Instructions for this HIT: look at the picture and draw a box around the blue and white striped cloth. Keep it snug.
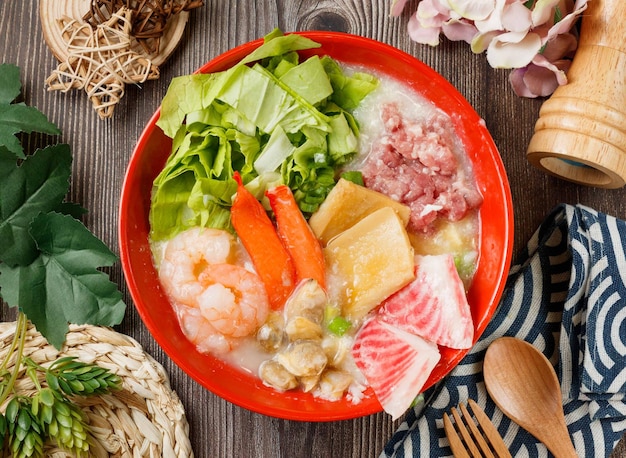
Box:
[383,204,626,457]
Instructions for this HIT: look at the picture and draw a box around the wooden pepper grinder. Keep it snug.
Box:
[526,0,626,188]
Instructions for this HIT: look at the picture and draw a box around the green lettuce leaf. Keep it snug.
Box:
[157,30,321,139]
[279,55,334,106]
[320,56,379,111]
[157,71,236,138]
[253,125,295,174]
[239,30,321,65]
[150,126,244,240]
[218,64,330,135]
[327,112,358,164]
[150,29,379,240]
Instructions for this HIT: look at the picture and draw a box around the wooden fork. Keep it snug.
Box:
[443,399,512,458]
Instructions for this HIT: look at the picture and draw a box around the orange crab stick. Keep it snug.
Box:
[266,185,326,289]
[231,172,296,310]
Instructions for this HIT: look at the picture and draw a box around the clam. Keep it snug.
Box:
[321,334,352,367]
[284,279,327,324]
[257,312,285,352]
[276,341,328,378]
[299,374,320,393]
[259,360,298,391]
[316,370,353,401]
[285,316,323,342]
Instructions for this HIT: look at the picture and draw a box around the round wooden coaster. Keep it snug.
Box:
[39,0,189,67]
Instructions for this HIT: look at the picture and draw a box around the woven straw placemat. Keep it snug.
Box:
[0,322,193,458]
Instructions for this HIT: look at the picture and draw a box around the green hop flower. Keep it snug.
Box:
[44,356,122,396]
[5,397,44,458]
[31,388,90,456]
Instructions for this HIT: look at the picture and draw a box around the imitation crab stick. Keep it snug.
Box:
[266,185,326,289]
[231,173,296,310]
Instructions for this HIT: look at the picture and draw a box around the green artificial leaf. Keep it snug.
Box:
[0,144,72,266]
[0,64,22,105]
[0,64,60,159]
[54,201,88,219]
[0,212,126,349]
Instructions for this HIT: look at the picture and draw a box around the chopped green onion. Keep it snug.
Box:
[340,171,364,186]
[327,316,351,336]
[410,393,425,409]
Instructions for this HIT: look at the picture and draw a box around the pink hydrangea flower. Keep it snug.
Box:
[391,0,588,97]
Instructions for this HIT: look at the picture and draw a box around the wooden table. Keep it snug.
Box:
[2,2,625,457]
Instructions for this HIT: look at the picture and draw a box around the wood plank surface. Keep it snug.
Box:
[2,1,625,457]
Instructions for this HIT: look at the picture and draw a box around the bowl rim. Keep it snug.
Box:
[119,30,514,421]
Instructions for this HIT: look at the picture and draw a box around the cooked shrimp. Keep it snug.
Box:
[159,227,235,305]
[159,227,270,354]
[179,305,232,354]
[197,264,269,338]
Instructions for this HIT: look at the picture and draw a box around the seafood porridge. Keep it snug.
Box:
[149,31,482,419]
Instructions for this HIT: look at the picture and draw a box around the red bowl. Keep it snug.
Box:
[119,31,514,421]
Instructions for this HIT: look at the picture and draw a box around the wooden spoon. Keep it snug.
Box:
[483,337,578,458]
